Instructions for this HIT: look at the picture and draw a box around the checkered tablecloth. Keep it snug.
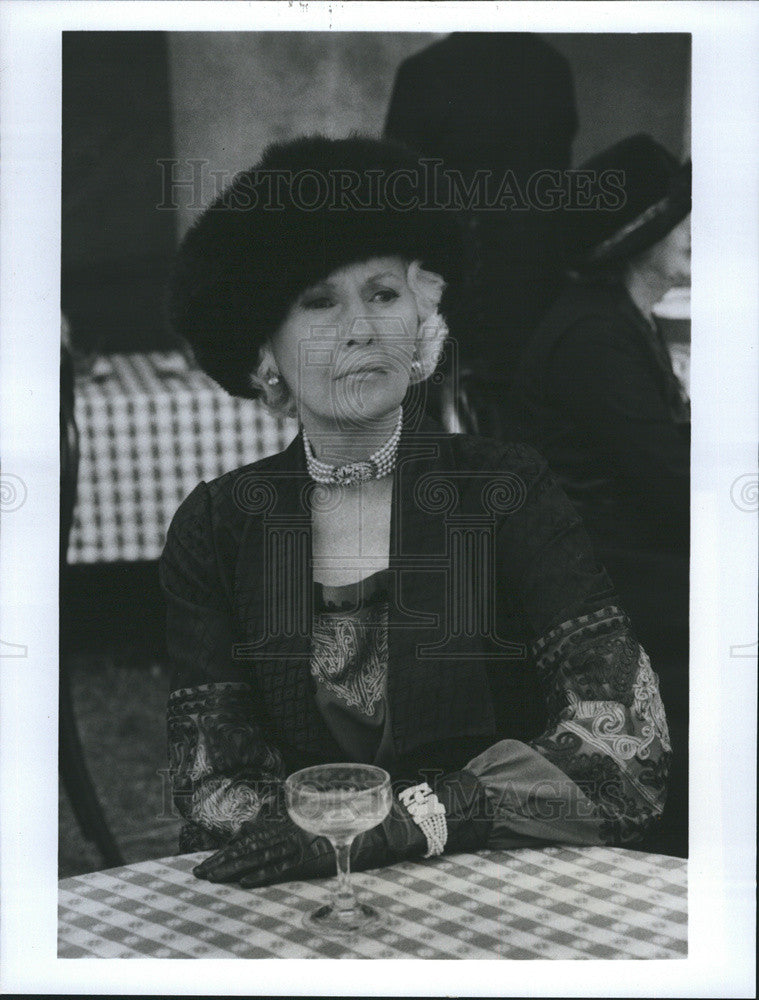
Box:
[68,352,297,563]
[58,846,687,960]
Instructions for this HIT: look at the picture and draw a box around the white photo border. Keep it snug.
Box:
[0,1,756,996]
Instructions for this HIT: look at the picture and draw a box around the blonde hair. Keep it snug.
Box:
[250,259,448,417]
[249,345,299,419]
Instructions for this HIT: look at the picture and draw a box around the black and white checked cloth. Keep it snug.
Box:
[68,352,297,563]
[58,846,687,959]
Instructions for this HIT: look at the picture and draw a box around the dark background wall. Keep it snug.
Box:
[61,31,689,353]
[166,32,442,239]
[546,33,691,161]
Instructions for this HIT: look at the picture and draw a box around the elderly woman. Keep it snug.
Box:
[162,136,670,888]
[511,135,690,855]
[512,135,691,563]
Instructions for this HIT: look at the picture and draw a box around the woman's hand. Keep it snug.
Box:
[192,799,427,888]
[191,770,491,887]
[193,816,334,887]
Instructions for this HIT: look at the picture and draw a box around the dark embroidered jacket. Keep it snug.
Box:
[161,414,670,851]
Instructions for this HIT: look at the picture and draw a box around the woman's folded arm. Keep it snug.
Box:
[166,681,286,851]
[471,445,671,849]
[466,607,671,848]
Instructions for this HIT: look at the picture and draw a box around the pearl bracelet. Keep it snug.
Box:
[398,782,448,858]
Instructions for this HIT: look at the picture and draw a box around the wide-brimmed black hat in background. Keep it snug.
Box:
[569,134,691,268]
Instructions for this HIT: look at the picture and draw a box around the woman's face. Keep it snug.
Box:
[269,256,420,426]
[650,216,691,287]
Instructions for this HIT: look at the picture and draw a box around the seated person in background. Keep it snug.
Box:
[511,134,691,855]
[162,135,671,887]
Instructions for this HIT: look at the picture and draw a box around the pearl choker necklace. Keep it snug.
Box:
[302,409,403,486]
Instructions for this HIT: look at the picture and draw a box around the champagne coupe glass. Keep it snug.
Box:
[285,763,392,936]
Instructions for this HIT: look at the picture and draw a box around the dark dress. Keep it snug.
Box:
[511,277,690,855]
[161,414,672,855]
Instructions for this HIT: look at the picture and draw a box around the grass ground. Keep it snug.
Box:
[59,649,182,878]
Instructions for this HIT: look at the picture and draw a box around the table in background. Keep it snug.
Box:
[58,846,687,960]
[68,352,297,564]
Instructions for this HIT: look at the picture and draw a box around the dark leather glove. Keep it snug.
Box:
[192,768,491,888]
[351,798,427,870]
[192,814,334,887]
[432,768,494,853]
[192,800,427,888]
[353,768,492,863]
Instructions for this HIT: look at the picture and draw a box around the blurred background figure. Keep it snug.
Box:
[511,134,691,856]
[513,135,691,560]
[385,32,578,435]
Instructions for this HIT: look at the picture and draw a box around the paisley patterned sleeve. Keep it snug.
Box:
[532,606,670,841]
[167,683,286,852]
[466,445,671,848]
[468,608,671,848]
[161,484,286,852]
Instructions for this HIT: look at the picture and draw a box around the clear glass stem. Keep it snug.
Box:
[330,838,357,915]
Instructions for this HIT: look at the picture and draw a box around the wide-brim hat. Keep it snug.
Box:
[169,135,463,399]
[568,134,691,268]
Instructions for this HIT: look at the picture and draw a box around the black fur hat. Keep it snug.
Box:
[169,135,463,399]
